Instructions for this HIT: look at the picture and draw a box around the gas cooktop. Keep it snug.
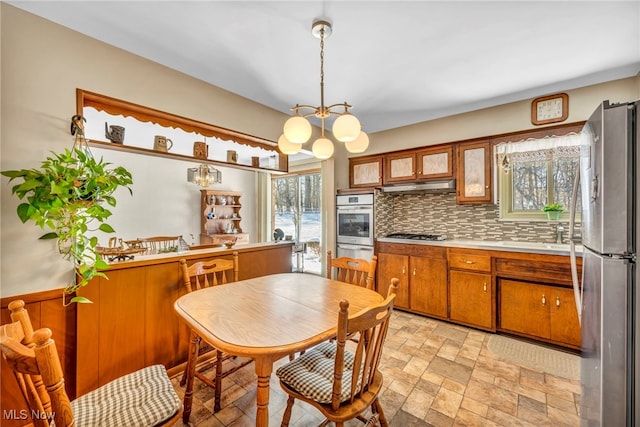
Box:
[385,233,446,241]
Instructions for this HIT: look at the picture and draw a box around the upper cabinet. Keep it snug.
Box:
[349,156,383,188]
[456,140,492,204]
[416,146,454,180]
[384,152,416,183]
[383,145,454,185]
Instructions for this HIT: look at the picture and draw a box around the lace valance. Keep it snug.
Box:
[495,132,581,169]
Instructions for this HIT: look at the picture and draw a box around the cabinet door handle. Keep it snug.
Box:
[556,296,560,307]
[465,260,474,264]
[402,266,406,275]
[542,294,546,306]
[483,282,487,293]
[413,268,416,276]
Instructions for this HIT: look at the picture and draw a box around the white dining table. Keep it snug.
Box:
[174,272,384,426]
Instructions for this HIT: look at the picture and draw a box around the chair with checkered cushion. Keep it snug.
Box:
[0,300,181,427]
[179,252,252,413]
[327,251,377,290]
[276,278,399,427]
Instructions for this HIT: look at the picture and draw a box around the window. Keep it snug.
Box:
[497,133,581,221]
[272,171,322,274]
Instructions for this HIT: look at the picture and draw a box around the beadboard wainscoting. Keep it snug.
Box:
[374,191,577,243]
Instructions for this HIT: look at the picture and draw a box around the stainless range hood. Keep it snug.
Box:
[381,179,456,194]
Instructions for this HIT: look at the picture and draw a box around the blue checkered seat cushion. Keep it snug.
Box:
[70,364,181,427]
[276,342,361,404]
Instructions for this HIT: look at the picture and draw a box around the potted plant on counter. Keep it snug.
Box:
[542,203,564,220]
[1,115,133,304]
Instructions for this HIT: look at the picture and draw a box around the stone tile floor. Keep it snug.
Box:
[171,310,581,426]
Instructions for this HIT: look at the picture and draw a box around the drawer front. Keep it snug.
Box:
[495,257,578,285]
[376,242,447,259]
[449,253,491,272]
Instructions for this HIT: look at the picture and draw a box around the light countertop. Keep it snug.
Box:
[100,240,295,269]
[376,238,583,256]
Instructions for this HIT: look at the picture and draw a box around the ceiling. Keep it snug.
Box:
[8,1,640,135]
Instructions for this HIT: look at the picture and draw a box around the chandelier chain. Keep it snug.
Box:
[319,26,325,113]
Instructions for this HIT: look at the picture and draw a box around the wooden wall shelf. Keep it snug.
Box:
[87,139,287,175]
[77,88,288,174]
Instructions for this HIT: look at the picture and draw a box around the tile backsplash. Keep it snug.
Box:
[374,190,577,243]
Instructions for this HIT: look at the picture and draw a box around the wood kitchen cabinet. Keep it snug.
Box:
[377,252,409,309]
[417,145,454,180]
[376,242,447,319]
[377,240,580,349]
[409,255,448,318]
[496,255,582,349]
[499,279,581,348]
[448,249,494,331]
[384,151,417,183]
[456,140,492,204]
[383,145,455,185]
[349,156,383,188]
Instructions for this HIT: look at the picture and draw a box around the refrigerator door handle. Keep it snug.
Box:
[569,160,583,325]
[590,175,599,202]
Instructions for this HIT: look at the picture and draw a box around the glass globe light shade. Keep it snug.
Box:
[277,134,302,155]
[332,113,361,142]
[312,137,334,160]
[345,131,369,153]
[283,116,312,143]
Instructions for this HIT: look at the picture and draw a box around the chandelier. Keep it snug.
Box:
[187,164,222,187]
[279,20,369,160]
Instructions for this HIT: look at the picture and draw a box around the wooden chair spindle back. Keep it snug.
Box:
[331,278,398,411]
[180,252,239,294]
[1,300,74,427]
[137,236,181,255]
[327,250,377,290]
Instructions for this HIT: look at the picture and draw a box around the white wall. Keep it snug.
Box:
[0,4,287,297]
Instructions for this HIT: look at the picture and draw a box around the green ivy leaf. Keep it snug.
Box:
[39,232,58,240]
[98,223,115,233]
[16,203,31,222]
[1,170,25,179]
[95,259,110,270]
[68,296,93,304]
[92,271,109,281]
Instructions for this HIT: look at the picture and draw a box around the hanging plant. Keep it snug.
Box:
[1,115,133,304]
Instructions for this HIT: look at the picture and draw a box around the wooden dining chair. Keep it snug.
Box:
[0,300,182,427]
[179,252,252,413]
[327,250,378,290]
[137,235,182,254]
[276,278,399,427]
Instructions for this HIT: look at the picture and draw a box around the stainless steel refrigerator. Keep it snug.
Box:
[570,100,639,426]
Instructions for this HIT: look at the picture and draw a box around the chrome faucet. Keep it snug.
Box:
[556,224,565,244]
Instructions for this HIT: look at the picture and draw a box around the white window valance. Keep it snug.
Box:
[495,132,581,163]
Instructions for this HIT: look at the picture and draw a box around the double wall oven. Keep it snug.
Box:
[336,193,374,262]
